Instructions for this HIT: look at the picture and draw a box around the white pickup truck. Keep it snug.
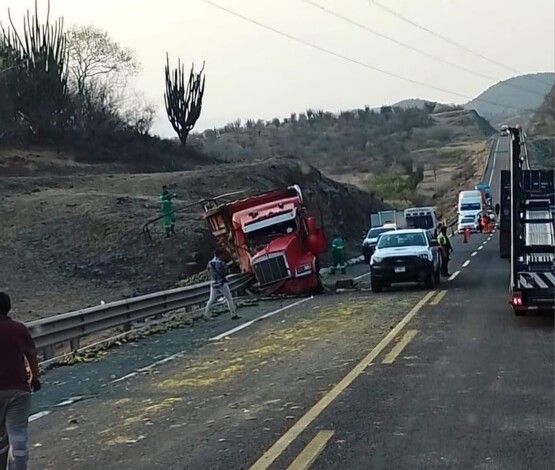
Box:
[370,228,441,292]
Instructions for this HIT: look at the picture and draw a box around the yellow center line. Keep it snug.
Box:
[429,289,447,305]
[248,290,436,470]
[285,430,334,470]
[382,329,418,364]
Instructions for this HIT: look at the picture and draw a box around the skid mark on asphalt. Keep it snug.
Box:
[286,430,334,470]
[382,330,418,364]
[248,290,436,470]
[429,290,447,305]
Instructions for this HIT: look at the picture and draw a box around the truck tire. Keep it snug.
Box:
[434,264,441,284]
[513,307,526,316]
[425,270,435,289]
[364,253,371,264]
[370,276,383,293]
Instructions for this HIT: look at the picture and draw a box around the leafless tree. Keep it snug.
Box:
[66,25,139,93]
[164,54,205,146]
[124,93,156,136]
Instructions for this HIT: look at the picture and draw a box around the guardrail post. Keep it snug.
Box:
[70,337,80,352]
[42,346,54,360]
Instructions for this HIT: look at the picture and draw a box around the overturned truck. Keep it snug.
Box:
[202,185,327,295]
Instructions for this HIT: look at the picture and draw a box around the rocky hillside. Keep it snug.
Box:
[191,105,494,207]
[0,155,382,320]
[527,84,555,169]
[464,72,555,127]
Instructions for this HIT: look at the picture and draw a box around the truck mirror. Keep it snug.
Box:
[495,203,500,215]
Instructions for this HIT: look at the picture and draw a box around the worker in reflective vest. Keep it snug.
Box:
[159,185,177,238]
[438,226,452,277]
[331,234,346,275]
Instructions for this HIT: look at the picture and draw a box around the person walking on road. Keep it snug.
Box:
[204,248,240,321]
[330,234,346,275]
[0,292,41,470]
[438,226,453,277]
[159,185,177,238]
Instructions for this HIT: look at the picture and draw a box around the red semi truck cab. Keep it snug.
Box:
[202,185,327,295]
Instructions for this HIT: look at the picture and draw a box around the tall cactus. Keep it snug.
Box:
[164,54,205,146]
[0,0,68,135]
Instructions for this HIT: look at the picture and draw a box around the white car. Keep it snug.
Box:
[458,216,477,234]
[362,225,397,263]
[370,229,441,292]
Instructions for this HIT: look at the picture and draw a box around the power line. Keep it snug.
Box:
[197,0,537,112]
[303,0,546,97]
[367,0,554,88]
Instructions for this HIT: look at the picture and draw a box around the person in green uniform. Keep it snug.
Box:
[159,185,177,237]
[331,234,346,275]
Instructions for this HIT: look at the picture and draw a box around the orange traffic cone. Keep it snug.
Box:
[463,227,471,243]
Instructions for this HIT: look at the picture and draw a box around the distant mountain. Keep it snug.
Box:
[464,72,555,128]
[393,98,434,110]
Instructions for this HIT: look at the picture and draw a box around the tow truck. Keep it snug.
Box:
[503,127,555,315]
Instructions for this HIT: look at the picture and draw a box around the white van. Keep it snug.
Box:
[404,207,438,239]
[458,191,483,218]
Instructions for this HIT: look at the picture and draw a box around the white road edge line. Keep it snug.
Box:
[471,251,478,257]
[210,297,313,341]
[29,411,51,422]
[462,260,470,268]
[448,271,460,281]
[354,271,370,280]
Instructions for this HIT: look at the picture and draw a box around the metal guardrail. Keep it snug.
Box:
[27,274,254,359]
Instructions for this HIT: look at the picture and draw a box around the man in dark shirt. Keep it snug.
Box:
[203,248,240,320]
[0,292,41,470]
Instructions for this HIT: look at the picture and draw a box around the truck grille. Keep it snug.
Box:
[382,256,421,266]
[252,254,289,285]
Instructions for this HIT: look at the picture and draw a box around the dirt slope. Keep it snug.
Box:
[527,85,555,169]
[0,156,382,320]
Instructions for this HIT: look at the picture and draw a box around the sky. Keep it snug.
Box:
[1,0,554,137]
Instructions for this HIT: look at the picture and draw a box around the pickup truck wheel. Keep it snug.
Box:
[363,253,371,264]
[370,276,383,293]
[434,264,441,284]
[425,270,435,289]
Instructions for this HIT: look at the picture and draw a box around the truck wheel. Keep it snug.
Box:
[434,264,441,284]
[313,280,325,295]
[425,270,435,289]
[363,253,371,264]
[513,307,526,316]
[371,276,383,293]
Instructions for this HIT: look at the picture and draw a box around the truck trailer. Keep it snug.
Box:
[202,185,327,296]
[505,127,555,315]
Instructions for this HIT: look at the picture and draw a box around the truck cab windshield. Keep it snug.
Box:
[460,202,481,211]
[246,217,297,244]
[406,215,434,230]
[377,232,427,248]
[367,227,394,239]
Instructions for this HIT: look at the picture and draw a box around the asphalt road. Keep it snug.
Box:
[28,135,554,469]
